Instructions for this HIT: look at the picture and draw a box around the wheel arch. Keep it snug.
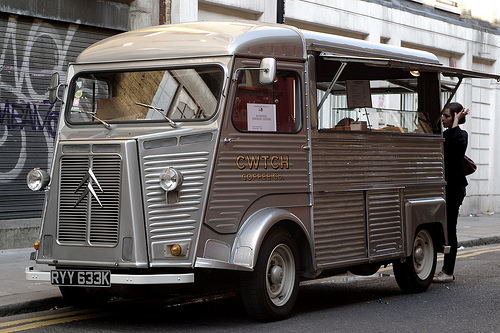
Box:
[405,197,447,256]
[231,208,314,277]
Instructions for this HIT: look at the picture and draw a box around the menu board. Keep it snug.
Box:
[346,80,372,108]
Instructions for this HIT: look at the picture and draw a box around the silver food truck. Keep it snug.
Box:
[25,21,499,321]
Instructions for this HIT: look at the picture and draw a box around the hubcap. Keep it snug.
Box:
[414,246,424,262]
[270,265,283,285]
[413,230,434,280]
[266,244,295,306]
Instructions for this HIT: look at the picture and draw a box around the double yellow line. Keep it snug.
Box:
[454,244,500,259]
[0,308,111,333]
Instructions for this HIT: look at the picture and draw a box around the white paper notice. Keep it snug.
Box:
[247,103,277,131]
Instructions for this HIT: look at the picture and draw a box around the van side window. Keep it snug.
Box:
[232,70,300,133]
[315,59,440,134]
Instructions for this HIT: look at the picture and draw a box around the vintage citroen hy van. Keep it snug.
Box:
[25,21,498,321]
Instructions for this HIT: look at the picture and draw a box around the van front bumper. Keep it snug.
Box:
[25,266,194,285]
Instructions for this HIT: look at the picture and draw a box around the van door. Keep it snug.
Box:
[205,59,311,234]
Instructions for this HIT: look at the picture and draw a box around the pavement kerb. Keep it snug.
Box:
[458,236,500,248]
[0,297,62,318]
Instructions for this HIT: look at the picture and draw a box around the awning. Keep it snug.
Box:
[320,52,500,81]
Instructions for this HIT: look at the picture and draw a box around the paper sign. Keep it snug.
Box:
[247,103,277,131]
[346,80,372,108]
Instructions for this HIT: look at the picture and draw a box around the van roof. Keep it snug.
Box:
[75,20,440,65]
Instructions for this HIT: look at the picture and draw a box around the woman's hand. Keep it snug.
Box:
[453,108,469,128]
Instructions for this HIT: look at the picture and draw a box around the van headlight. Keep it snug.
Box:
[159,167,183,192]
[27,168,50,191]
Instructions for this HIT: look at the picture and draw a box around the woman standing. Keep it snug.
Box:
[434,102,469,283]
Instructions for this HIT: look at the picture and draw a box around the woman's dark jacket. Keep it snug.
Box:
[443,126,468,188]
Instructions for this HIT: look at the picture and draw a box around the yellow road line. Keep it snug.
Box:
[0,309,98,328]
[0,309,110,333]
[456,245,500,258]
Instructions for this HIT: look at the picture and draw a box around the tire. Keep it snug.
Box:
[240,228,300,322]
[393,228,437,293]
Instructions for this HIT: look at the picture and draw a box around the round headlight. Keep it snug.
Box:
[27,168,50,191]
[159,167,183,192]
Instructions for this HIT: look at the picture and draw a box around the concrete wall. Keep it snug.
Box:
[0,219,39,250]
[129,0,160,30]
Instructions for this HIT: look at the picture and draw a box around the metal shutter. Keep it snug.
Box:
[0,13,119,219]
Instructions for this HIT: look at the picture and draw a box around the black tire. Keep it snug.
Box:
[393,228,437,293]
[240,228,300,322]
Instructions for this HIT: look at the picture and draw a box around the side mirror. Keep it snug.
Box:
[259,58,276,85]
[48,72,60,104]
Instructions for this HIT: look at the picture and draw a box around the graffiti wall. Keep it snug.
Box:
[0,13,117,219]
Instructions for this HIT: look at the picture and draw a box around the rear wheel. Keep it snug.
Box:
[240,228,300,322]
[393,228,436,293]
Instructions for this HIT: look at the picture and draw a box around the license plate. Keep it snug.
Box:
[50,270,111,287]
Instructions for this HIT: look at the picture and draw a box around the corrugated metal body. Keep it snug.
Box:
[0,13,118,219]
[366,189,404,259]
[138,131,217,267]
[206,132,310,234]
[313,191,367,266]
[311,132,444,187]
[311,131,444,268]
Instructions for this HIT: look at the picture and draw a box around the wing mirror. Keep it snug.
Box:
[48,72,63,104]
[232,57,277,85]
[258,57,277,85]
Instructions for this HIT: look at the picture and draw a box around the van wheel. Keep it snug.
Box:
[240,228,300,322]
[393,228,436,293]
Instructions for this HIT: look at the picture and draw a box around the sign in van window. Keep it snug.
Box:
[232,70,300,133]
[247,103,277,131]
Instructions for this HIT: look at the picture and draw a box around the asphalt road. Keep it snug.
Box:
[1,244,499,333]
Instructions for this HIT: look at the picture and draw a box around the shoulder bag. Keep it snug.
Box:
[464,155,477,176]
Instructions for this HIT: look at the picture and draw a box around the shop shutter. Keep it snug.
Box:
[0,13,119,219]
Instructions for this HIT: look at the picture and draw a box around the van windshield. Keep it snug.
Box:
[67,66,224,125]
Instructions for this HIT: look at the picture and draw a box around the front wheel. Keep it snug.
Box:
[393,228,437,293]
[240,228,300,322]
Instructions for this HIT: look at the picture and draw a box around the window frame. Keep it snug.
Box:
[230,67,303,134]
[65,64,225,127]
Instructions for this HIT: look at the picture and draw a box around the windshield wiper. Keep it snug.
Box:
[76,110,112,129]
[135,102,179,128]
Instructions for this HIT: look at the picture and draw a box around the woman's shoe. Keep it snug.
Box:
[433,270,455,283]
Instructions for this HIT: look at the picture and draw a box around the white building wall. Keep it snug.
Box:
[129,0,160,30]
[170,0,500,215]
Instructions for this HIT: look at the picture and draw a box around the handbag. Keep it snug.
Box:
[464,155,477,176]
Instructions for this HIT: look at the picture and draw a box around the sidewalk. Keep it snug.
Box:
[0,213,499,317]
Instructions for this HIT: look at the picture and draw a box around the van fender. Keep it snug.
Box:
[405,197,447,255]
[231,208,310,270]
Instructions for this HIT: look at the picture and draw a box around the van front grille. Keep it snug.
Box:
[58,155,121,246]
